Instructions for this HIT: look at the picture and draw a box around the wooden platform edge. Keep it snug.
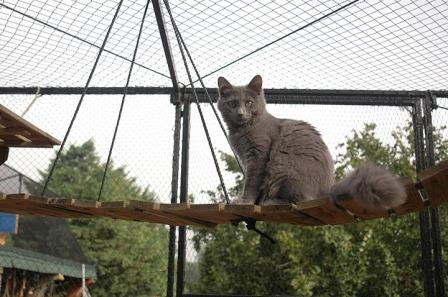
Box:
[0,104,61,147]
[0,160,447,227]
[418,159,448,207]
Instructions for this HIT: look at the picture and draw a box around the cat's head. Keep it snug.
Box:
[217,75,266,128]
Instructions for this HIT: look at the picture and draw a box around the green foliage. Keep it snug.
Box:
[335,123,416,180]
[189,122,448,296]
[38,140,153,201]
[36,140,168,297]
[190,224,295,295]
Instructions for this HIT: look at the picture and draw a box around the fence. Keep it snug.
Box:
[0,89,445,297]
[0,0,447,296]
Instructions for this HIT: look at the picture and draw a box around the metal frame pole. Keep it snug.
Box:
[177,96,191,297]
[166,101,182,297]
[413,101,435,297]
[423,92,445,297]
[18,174,23,193]
[152,0,181,102]
[151,1,184,295]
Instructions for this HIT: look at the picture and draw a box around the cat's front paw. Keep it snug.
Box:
[230,197,254,205]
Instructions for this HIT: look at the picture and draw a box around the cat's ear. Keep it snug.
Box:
[248,75,263,95]
[218,77,233,98]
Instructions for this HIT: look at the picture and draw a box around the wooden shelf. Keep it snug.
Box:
[0,160,446,227]
[0,104,60,148]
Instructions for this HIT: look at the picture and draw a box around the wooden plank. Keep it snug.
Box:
[13,134,32,143]
[0,127,31,136]
[334,194,389,220]
[99,201,159,222]
[46,198,99,218]
[25,195,86,218]
[190,203,241,224]
[10,194,96,218]
[126,200,200,226]
[0,176,439,228]
[419,160,448,207]
[2,194,80,218]
[260,204,324,226]
[159,203,224,225]
[221,203,321,226]
[298,196,355,225]
[101,200,201,226]
[159,203,217,228]
[223,204,261,221]
[394,177,424,214]
[0,140,54,148]
[0,104,60,147]
[0,193,38,216]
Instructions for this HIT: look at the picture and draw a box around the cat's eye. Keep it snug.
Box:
[246,100,253,107]
[227,101,237,108]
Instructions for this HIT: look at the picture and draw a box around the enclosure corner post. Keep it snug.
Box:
[166,102,182,297]
[412,100,435,297]
[423,92,446,297]
[176,96,191,297]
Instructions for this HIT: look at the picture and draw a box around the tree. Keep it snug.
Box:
[34,140,168,297]
[189,122,448,296]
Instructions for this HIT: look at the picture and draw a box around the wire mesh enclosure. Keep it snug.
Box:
[0,0,447,297]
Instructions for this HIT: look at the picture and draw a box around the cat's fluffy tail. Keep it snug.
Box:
[330,163,407,211]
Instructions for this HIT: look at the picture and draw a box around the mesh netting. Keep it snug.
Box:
[1,0,448,296]
[1,0,447,89]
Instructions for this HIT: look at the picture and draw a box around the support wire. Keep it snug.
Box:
[165,12,245,176]
[41,0,125,196]
[163,0,230,204]
[98,0,151,201]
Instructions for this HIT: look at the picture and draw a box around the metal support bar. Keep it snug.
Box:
[0,87,173,96]
[3,86,448,104]
[18,174,23,193]
[413,101,435,297]
[423,92,446,297]
[152,0,181,102]
[177,97,191,297]
[187,87,448,99]
[166,102,182,297]
[186,88,423,106]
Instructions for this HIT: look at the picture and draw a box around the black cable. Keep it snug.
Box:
[41,0,125,196]
[244,218,276,244]
[97,0,151,201]
[162,3,245,177]
[164,1,231,205]
[435,105,448,111]
[192,0,360,84]
[164,0,276,245]
[0,2,170,80]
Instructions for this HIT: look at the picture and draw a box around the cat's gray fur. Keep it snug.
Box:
[217,75,407,210]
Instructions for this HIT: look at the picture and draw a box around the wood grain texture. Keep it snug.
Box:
[419,160,448,207]
[0,165,446,227]
[0,104,60,148]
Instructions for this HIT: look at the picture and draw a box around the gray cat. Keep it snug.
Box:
[217,75,407,211]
